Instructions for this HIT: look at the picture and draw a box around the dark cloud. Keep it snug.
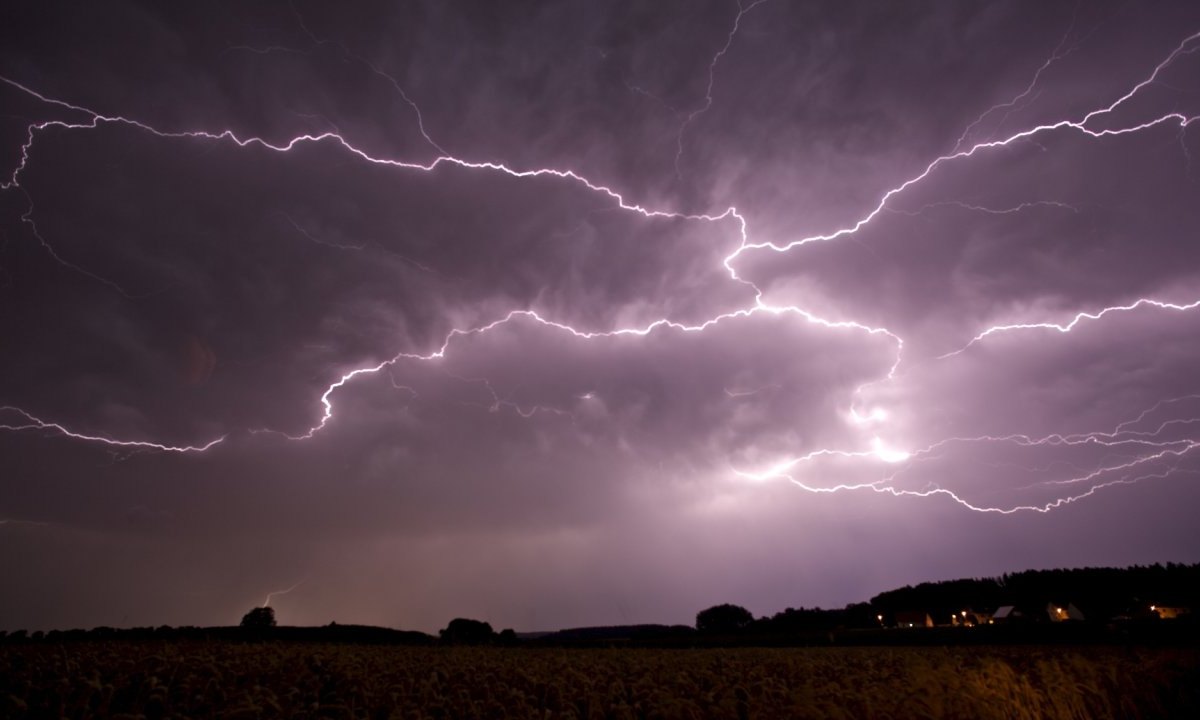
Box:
[2,0,1200,632]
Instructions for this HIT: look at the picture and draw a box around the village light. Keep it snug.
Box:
[1150,605,1156,611]
[961,611,967,617]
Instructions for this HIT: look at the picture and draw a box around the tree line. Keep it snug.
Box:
[2,562,1195,645]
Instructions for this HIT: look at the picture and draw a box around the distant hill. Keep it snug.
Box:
[526,624,695,645]
[0,623,435,645]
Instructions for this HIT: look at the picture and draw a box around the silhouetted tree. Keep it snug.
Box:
[440,617,495,644]
[696,604,754,633]
[497,628,519,646]
[240,606,276,629]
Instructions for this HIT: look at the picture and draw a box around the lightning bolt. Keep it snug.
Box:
[725,29,1200,259]
[673,0,771,180]
[262,580,305,608]
[10,187,139,297]
[1,20,1199,517]
[279,212,436,271]
[723,384,781,399]
[884,200,1080,218]
[281,213,367,251]
[227,1,446,157]
[1114,394,1200,434]
[739,436,1199,515]
[386,370,420,399]
[939,298,1200,359]
[437,368,577,421]
[951,4,1093,153]
[268,304,901,441]
[0,406,225,453]
[737,394,1200,513]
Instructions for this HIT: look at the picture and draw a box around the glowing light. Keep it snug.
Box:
[849,407,888,425]
[870,438,911,464]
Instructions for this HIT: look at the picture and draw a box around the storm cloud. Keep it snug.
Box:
[2,0,1200,633]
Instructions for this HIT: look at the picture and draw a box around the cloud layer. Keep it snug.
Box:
[2,0,1200,632]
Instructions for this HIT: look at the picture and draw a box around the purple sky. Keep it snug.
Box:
[2,1,1200,634]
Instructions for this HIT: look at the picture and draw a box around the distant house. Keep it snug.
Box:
[952,610,993,627]
[1151,605,1191,620]
[992,606,1024,623]
[1046,603,1085,622]
[894,611,933,628]
[968,610,994,626]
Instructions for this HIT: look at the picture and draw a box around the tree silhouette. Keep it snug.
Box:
[440,618,495,644]
[696,604,754,633]
[240,606,276,629]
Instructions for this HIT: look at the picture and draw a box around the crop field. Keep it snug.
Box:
[2,642,1198,719]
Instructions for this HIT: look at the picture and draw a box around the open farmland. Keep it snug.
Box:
[2,642,1198,719]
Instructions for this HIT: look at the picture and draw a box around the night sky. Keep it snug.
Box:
[3,1,1200,634]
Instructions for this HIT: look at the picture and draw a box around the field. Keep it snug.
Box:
[2,642,1198,719]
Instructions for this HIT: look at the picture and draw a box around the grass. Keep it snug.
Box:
[2,642,1198,719]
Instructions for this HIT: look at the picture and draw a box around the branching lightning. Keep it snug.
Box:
[0,406,225,453]
[939,298,1200,359]
[2,12,1199,515]
[672,0,771,180]
[228,1,447,158]
[951,4,1091,153]
[738,407,1200,514]
[726,29,1200,259]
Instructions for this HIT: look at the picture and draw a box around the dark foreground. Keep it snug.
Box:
[2,642,1198,719]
